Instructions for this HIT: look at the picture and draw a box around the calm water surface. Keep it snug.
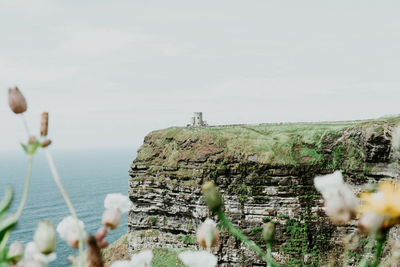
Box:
[0,148,136,266]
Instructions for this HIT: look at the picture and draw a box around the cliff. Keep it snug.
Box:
[128,117,400,266]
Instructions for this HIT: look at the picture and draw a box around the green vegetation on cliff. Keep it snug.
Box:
[136,116,399,170]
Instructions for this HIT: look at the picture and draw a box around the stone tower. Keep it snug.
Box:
[188,112,207,126]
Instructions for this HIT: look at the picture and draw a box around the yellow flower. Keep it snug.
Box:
[359,181,400,221]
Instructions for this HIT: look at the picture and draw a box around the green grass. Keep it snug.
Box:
[151,248,186,267]
[135,116,400,169]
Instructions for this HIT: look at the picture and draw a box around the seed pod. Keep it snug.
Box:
[41,112,49,137]
[41,139,52,148]
[8,86,27,114]
[202,181,223,212]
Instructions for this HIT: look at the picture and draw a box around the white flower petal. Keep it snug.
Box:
[104,193,131,213]
[178,251,217,267]
[56,216,86,247]
[130,250,153,267]
[23,242,56,264]
[314,171,344,199]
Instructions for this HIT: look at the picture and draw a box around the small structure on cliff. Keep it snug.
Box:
[187,112,208,127]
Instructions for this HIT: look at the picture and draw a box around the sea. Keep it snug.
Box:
[0,148,136,266]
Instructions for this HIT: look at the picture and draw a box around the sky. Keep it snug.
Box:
[1,1,400,151]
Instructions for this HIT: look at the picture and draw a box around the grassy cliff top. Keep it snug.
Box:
[135,116,400,168]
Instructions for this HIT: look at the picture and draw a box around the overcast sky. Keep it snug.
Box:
[2,1,400,151]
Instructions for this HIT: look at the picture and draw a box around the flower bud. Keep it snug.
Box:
[262,222,275,243]
[40,112,49,137]
[41,139,52,148]
[196,219,219,249]
[202,181,223,212]
[34,220,57,255]
[8,86,27,114]
[7,241,24,265]
[102,208,122,230]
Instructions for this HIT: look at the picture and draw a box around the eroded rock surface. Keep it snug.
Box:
[128,118,400,266]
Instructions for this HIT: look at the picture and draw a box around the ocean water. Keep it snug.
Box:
[0,148,136,266]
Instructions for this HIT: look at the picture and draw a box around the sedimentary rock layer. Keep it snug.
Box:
[128,117,400,266]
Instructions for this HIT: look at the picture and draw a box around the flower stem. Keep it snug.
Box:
[371,238,384,267]
[215,208,279,267]
[0,155,33,250]
[45,150,84,267]
[21,114,31,137]
[14,155,33,219]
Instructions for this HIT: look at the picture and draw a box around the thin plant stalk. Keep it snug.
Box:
[0,155,33,250]
[358,236,377,267]
[45,150,84,267]
[215,208,279,267]
[21,114,30,137]
[371,238,384,267]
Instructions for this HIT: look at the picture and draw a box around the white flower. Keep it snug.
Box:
[110,260,133,267]
[104,193,131,213]
[23,242,56,265]
[314,171,358,225]
[56,216,86,248]
[196,219,219,249]
[102,208,122,230]
[130,250,153,267]
[178,251,217,267]
[110,250,153,267]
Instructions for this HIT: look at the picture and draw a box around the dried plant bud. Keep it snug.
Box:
[202,181,223,212]
[41,139,52,148]
[40,112,49,137]
[88,236,104,267]
[7,241,24,265]
[34,220,57,255]
[102,208,122,230]
[8,86,27,114]
[262,222,275,243]
[196,219,219,249]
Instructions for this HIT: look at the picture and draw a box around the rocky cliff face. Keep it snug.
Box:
[128,117,400,266]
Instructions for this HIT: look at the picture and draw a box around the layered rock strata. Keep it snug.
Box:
[128,117,400,266]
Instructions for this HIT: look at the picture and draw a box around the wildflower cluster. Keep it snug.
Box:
[314,171,400,266]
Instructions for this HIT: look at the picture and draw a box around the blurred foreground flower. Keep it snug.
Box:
[262,222,275,243]
[22,241,56,265]
[196,219,219,250]
[103,193,131,230]
[201,181,222,212]
[110,250,153,267]
[359,180,400,228]
[56,216,86,249]
[8,86,27,114]
[7,241,24,265]
[34,220,56,255]
[178,251,217,267]
[314,171,358,225]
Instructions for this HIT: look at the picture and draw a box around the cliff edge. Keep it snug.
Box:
[128,117,400,266]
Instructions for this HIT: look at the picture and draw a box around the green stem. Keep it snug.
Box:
[215,208,279,267]
[45,150,84,267]
[267,243,273,267]
[1,155,33,250]
[371,238,384,267]
[14,155,33,219]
